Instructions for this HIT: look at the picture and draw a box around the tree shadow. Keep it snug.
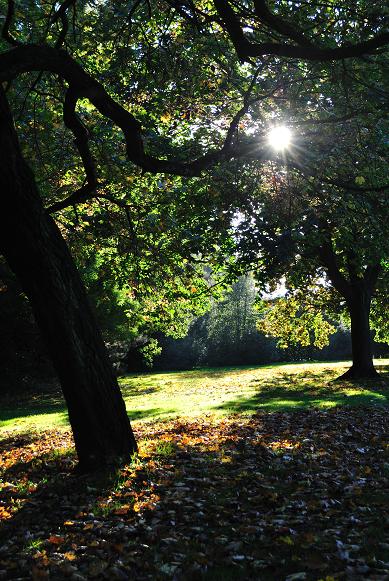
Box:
[127,407,178,421]
[0,430,51,453]
[120,380,162,397]
[0,392,174,432]
[123,362,300,384]
[0,387,68,429]
[0,455,93,562]
[215,366,389,413]
[1,409,389,579]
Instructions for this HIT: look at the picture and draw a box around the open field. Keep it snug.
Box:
[1,360,389,434]
[1,360,389,579]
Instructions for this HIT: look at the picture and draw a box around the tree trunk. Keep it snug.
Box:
[318,239,380,382]
[339,288,379,380]
[0,88,137,469]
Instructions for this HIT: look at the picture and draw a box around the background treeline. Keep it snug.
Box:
[153,275,388,371]
[2,266,387,393]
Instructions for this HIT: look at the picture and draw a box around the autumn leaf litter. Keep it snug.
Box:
[0,408,389,579]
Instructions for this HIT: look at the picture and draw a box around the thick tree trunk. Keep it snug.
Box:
[0,89,137,469]
[319,240,380,382]
[339,289,379,380]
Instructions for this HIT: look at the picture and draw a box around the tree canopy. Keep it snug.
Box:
[1,0,388,465]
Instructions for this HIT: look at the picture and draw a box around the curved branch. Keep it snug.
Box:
[51,0,76,48]
[3,43,379,216]
[2,0,22,46]
[318,239,352,302]
[47,87,98,213]
[213,0,389,61]
[0,44,271,182]
[252,0,313,48]
[51,0,76,24]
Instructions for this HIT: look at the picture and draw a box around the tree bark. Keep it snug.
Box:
[0,87,137,469]
[318,240,380,381]
[338,287,379,380]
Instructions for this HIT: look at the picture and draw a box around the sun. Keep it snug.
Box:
[267,126,292,151]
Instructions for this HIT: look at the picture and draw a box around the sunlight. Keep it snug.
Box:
[267,126,292,151]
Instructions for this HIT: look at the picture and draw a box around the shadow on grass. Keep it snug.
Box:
[0,405,176,430]
[0,389,67,426]
[127,407,178,421]
[215,366,389,413]
[0,431,51,453]
[120,381,162,397]
[0,379,175,429]
[0,451,87,546]
[122,361,303,384]
[1,362,388,432]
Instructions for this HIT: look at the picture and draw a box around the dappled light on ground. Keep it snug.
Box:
[0,390,69,432]
[121,360,389,423]
[1,408,389,579]
[215,377,389,413]
[1,360,388,434]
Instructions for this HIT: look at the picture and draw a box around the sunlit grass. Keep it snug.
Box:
[0,359,388,435]
[121,359,389,420]
[0,411,69,431]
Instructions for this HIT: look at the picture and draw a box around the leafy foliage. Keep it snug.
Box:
[2,0,389,376]
[371,267,389,344]
[257,286,337,350]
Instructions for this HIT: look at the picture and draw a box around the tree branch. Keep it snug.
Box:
[318,238,352,302]
[51,0,76,48]
[1,43,381,214]
[2,0,21,46]
[0,45,271,187]
[213,0,389,61]
[289,111,360,127]
[46,87,97,213]
[252,0,313,48]
[213,0,249,61]
[222,66,267,151]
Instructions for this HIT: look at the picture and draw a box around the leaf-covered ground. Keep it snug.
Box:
[1,407,389,580]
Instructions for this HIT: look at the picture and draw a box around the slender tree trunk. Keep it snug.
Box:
[0,88,137,469]
[339,288,379,380]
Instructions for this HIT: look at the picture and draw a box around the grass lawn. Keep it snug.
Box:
[1,359,388,434]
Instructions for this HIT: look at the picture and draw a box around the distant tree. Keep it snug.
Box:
[257,284,337,352]
[232,119,389,379]
[153,274,358,369]
[187,275,277,366]
[205,275,257,362]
